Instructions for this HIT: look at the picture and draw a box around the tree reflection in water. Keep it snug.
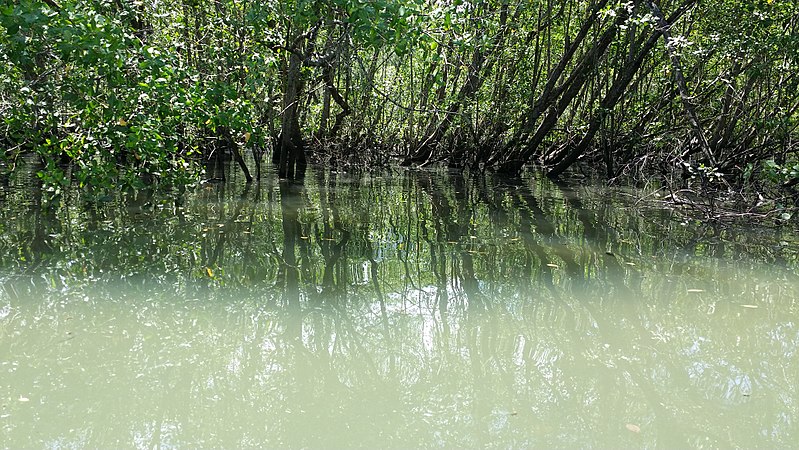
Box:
[0,166,797,448]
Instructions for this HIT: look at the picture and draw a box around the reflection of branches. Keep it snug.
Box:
[313,170,352,299]
[364,239,390,337]
[511,189,555,290]
[203,183,253,269]
[389,215,419,293]
[280,181,303,338]
[420,205,450,342]
[554,180,639,296]
[514,186,582,281]
[415,171,488,311]
[328,302,381,379]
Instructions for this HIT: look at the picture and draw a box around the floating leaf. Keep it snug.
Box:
[687,289,705,293]
[18,396,30,402]
[741,304,758,309]
[625,423,641,433]
[546,263,559,268]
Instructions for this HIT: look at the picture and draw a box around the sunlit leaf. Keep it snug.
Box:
[205,267,214,277]
[625,423,640,433]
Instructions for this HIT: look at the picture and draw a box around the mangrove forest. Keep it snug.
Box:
[1,0,798,208]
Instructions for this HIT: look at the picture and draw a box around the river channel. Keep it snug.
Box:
[1,165,797,448]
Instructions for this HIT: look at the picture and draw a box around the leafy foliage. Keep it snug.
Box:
[1,0,797,206]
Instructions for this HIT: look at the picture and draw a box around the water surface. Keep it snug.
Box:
[1,166,798,448]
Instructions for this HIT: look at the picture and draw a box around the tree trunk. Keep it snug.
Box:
[278,51,307,179]
[499,9,627,174]
[501,0,610,157]
[644,0,715,166]
[403,1,514,166]
[323,65,351,139]
[546,0,697,177]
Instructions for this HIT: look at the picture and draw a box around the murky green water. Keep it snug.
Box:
[1,165,798,448]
